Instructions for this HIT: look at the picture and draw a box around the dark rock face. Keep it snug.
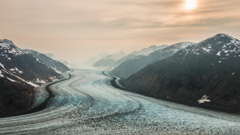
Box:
[25,50,70,73]
[122,34,240,111]
[0,78,34,117]
[1,55,61,82]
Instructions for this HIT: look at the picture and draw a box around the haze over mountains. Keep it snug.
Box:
[1,0,240,133]
[0,39,70,116]
[111,42,194,78]
[1,33,240,117]
[93,51,126,67]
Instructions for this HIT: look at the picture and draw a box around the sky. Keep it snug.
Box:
[0,0,240,63]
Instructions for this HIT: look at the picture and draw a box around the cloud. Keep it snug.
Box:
[0,0,240,62]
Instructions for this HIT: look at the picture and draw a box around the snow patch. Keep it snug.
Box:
[220,34,225,38]
[0,63,5,69]
[27,82,39,87]
[197,95,211,104]
[10,67,23,74]
[3,69,39,87]
[0,70,4,78]
[202,47,211,52]
[49,76,58,81]
[53,67,62,74]
[6,77,17,82]
[35,78,46,84]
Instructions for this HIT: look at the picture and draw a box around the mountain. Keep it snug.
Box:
[0,39,63,116]
[127,45,167,56]
[111,43,193,78]
[112,45,168,67]
[93,51,125,67]
[0,39,61,86]
[80,52,110,67]
[25,50,70,73]
[122,33,240,111]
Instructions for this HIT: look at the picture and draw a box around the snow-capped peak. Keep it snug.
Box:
[178,34,240,57]
[199,33,237,45]
[0,39,18,48]
[0,39,26,56]
[214,33,234,39]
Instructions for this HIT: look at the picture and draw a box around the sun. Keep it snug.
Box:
[185,0,197,10]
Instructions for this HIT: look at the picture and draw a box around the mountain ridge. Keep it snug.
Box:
[25,49,70,73]
[93,51,126,67]
[111,42,193,78]
[121,33,240,111]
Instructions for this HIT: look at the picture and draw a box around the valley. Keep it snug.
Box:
[0,68,239,134]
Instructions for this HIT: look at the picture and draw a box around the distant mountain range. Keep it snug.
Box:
[0,39,70,117]
[111,42,193,78]
[93,51,125,67]
[45,53,69,66]
[121,34,240,111]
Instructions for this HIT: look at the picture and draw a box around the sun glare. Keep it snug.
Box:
[185,0,197,10]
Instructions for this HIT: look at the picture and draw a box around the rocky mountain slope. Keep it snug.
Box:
[122,34,240,111]
[0,39,62,85]
[111,43,193,78]
[25,50,70,73]
[0,39,63,117]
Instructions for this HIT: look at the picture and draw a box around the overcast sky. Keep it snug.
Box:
[1,0,240,62]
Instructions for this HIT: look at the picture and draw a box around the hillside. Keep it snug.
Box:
[26,50,70,73]
[0,39,63,117]
[122,34,240,111]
